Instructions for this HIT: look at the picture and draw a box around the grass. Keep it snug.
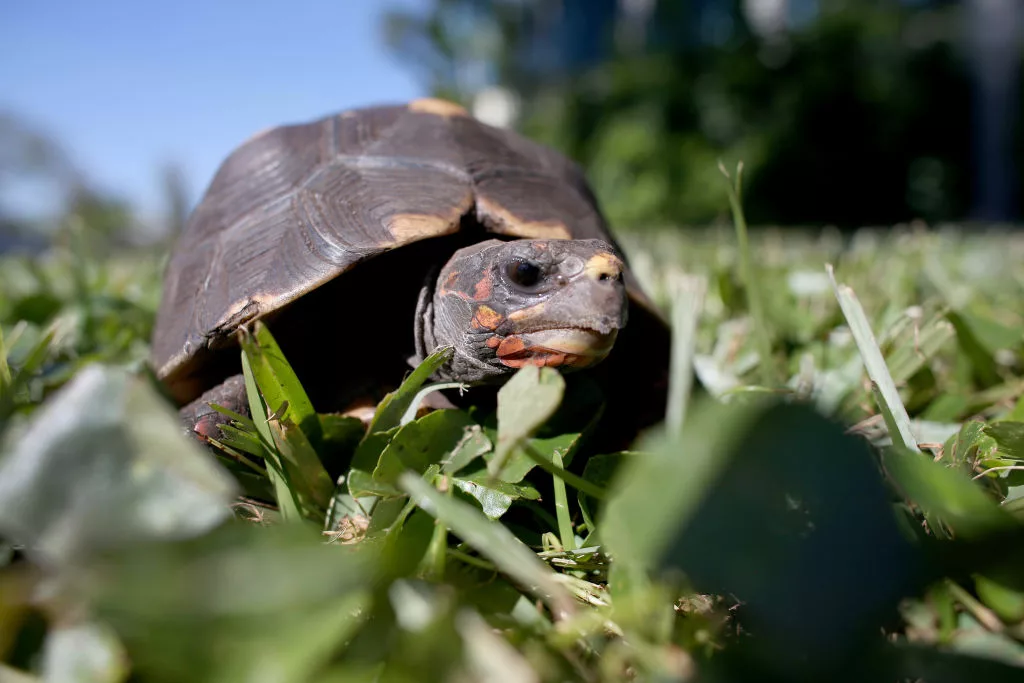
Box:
[0,203,1023,682]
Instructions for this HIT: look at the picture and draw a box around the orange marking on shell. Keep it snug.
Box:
[485,336,500,349]
[477,196,572,240]
[472,274,493,301]
[408,98,470,117]
[388,212,461,243]
[471,305,504,331]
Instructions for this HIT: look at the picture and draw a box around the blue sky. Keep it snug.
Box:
[1,0,428,219]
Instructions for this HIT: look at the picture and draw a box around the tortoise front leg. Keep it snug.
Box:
[179,374,249,441]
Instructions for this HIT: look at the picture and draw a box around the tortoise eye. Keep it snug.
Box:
[507,260,543,289]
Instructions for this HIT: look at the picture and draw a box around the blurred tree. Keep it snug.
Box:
[158,162,191,238]
[60,187,137,249]
[0,110,141,253]
[384,0,1012,228]
[0,111,80,190]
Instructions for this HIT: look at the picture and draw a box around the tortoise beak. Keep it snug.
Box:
[496,328,619,369]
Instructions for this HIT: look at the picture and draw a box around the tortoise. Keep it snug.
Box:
[151,98,670,443]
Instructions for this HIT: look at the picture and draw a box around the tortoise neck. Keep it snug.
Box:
[413,263,440,366]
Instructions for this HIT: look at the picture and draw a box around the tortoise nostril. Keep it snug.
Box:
[584,252,623,283]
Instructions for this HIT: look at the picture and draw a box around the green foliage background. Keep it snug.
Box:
[2,207,1024,681]
[385,0,1008,228]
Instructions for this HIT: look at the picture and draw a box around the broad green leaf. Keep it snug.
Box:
[348,468,402,499]
[490,366,565,477]
[942,421,996,471]
[373,410,479,486]
[0,365,237,566]
[440,423,492,475]
[452,479,513,519]
[379,505,436,581]
[606,398,918,677]
[88,523,374,683]
[985,421,1024,461]
[351,427,399,472]
[485,430,581,484]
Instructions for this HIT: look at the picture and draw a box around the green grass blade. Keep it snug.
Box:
[827,264,920,452]
[241,349,301,521]
[399,472,577,620]
[0,324,11,399]
[368,346,454,434]
[719,160,777,387]
[400,381,466,426]
[666,273,707,438]
[239,321,321,443]
[520,443,606,501]
[550,447,574,551]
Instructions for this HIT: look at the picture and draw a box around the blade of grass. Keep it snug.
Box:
[666,273,707,438]
[399,471,577,620]
[400,381,466,426]
[886,315,956,385]
[719,160,777,387]
[521,443,606,500]
[368,346,453,434]
[241,322,321,443]
[241,350,302,521]
[551,447,574,552]
[208,402,256,430]
[0,324,11,398]
[827,264,920,452]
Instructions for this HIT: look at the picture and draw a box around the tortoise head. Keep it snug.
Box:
[423,238,628,383]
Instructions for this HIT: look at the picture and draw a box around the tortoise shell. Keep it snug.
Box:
[152,98,668,412]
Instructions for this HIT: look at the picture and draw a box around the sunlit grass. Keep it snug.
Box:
[1,222,1023,682]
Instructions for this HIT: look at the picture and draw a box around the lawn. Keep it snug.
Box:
[1,195,1023,682]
